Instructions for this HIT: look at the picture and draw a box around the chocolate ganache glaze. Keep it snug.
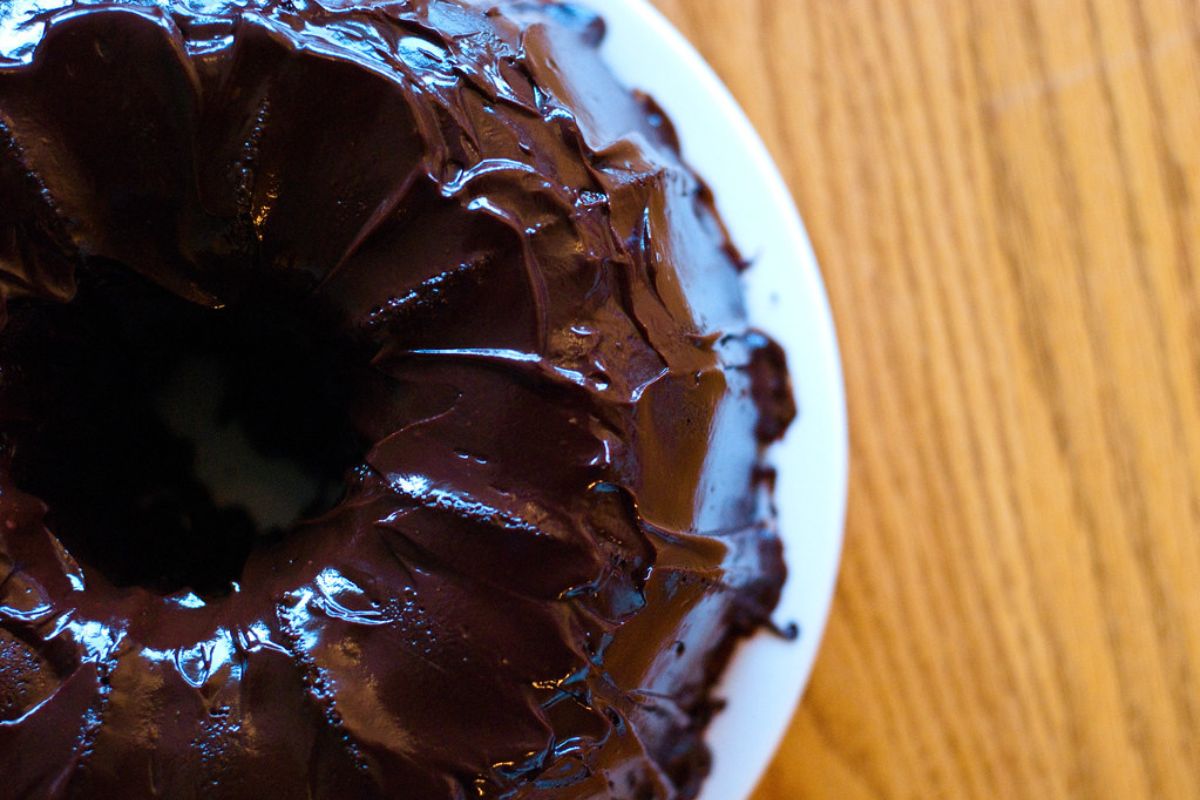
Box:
[0,1,796,797]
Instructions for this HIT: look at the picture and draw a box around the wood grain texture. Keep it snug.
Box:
[645,0,1200,797]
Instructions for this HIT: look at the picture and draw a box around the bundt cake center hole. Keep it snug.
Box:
[156,354,341,533]
[4,266,366,597]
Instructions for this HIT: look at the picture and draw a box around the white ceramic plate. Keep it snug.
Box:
[597,3,849,798]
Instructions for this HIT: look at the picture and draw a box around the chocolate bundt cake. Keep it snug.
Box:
[0,1,796,797]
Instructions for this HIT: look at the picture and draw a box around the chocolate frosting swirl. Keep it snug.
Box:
[0,1,795,797]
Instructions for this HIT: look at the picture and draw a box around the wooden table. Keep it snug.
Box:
[648,1,1200,797]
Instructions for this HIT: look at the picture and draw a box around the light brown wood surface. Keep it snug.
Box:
[646,0,1200,797]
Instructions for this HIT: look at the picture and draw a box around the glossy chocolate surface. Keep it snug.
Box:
[0,1,794,797]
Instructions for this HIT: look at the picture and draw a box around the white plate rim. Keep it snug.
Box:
[596,3,850,798]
